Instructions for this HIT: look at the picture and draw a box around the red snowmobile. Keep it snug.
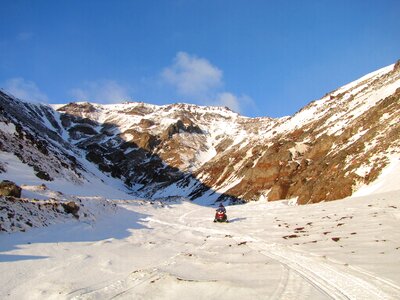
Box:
[214,205,228,223]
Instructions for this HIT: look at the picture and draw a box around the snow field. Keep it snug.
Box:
[1,187,400,299]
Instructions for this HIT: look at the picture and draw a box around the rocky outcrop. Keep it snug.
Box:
[0,180,21,197]
[57,102,96,117]
[161,119,202,140]
[139,119,155,128]
[61,201,80,218]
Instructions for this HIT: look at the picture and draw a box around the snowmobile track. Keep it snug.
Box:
[268,265,314,300]
[236,237,400,300]
[68,254,181,300]
[70,207,400,300]
[171,210,400,300]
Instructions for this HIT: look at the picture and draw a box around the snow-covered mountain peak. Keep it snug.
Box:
[1,60,399,205]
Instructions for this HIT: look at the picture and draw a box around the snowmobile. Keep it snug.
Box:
[214,210,229,223]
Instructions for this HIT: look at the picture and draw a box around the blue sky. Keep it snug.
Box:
[1,0,399,118]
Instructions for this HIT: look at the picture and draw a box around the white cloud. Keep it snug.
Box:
[214,92,241,112]
[214,92,255,113]
[3,78,49,103]
[161,52,223,98]
[161,52,255,115]
[70,80,131,103]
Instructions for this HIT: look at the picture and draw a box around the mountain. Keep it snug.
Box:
[1,61,399,204]
[189,61,400,204]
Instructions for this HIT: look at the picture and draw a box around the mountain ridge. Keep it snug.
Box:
[1,61,399,204]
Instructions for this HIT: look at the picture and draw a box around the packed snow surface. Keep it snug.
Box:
[1,187,400,299]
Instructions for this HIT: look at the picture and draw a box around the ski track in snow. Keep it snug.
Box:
[64,199,400,300]
[172,211,313,300]
[144,204,400,300]
[2,193,400,300]
[252,244,395,300]
[65,208,319,300]
[148,219,400,299]
[68,255,180,300]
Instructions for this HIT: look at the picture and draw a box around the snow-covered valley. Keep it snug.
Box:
[1,167,400,299]
[1,61,400,299]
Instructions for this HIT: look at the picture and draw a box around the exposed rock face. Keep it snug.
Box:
[189,63,400,204]
[61,201,80,217]
[1,61,399,204]
[0,180,21,197]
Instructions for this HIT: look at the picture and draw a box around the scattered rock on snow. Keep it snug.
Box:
[61,201,80,217]
[35,170,52,181]
[0,180,22,197]
[283,234,299,239]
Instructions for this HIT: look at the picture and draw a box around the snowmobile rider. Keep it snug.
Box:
[216,203,226,213]
[214,203,228,223]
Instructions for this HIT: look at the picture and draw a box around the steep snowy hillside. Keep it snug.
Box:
[53,99,277,200]
[1,61,399,205]
[54,61,399,204]
[177,61,400,203]
[0,91,131,197]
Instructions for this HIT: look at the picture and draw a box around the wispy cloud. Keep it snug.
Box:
[3,78,49,103]
[213,92,246,113]
[70,80,131,103]
[161,51,223,99]
[162,52,254,114]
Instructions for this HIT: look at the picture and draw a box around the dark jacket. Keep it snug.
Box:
[216,206,226,213]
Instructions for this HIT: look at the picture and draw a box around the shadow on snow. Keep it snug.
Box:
[0,205,149,262]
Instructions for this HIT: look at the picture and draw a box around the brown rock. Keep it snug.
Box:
[61,201,80,217]
[139,119,155,128]
[0,180,22,198]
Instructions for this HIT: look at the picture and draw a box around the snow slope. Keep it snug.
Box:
[353,154,400,196]
[1,178,400,299]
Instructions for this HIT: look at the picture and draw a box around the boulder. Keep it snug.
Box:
[61,201,80,217]
[35,170,52,181]
[0,180,22,197]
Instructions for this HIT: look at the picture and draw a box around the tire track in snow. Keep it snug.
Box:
[148,217,320,299]
[71,272,158,300]
[268,265,314,300]
[160,211,299,299]
[153,211,400,300]
[289,246,400,298]
[68,210,223,299]
[67,253,182,299]
[68,269,159,299]
[249,243,362,300]
[177,209,336,299]
[235,237,400,300]
[69,205,400,300]
[174,207,316,299]
[348,265,400,296]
